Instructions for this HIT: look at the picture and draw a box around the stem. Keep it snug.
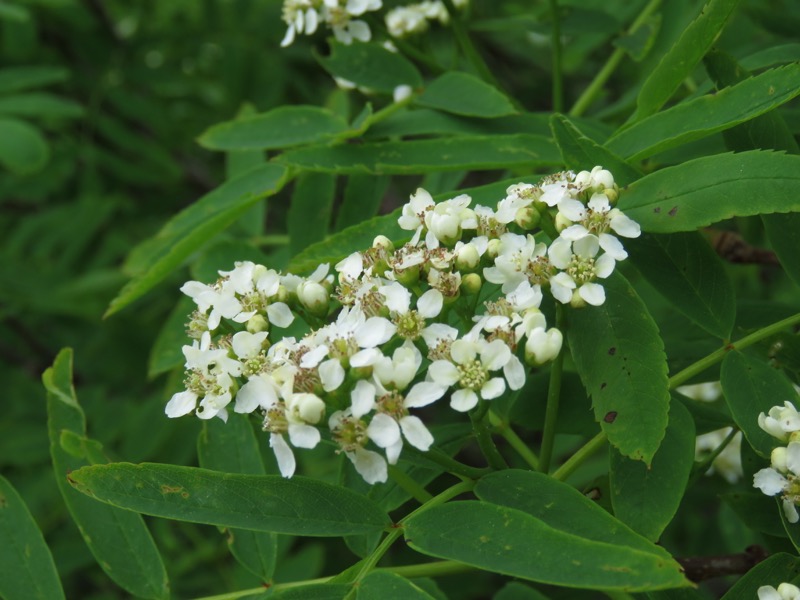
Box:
[551,431,608,481]
[490,410,539,469]
[548,0,563,113]
[539,303,566,473]
[404,445,490,480]
[388,465,434,503]
[382,560,474,578]
[440,0,497,87]
[471,402,508,470]
[668,311,800,389]
[568,0,662,117]
[689,427,739,486]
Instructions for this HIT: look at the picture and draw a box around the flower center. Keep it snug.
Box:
[394,310,426,340]
[566,255,597,284]
[377,391,407,421]
[263,404,288,434]
[457,359,487,391]
[332,416,369,452]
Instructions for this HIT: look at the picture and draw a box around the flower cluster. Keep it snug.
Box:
[280,0,382,47]
[759,583,800,600]
[165,166,640,484]
[753,400,800,522]
[384,0,467,38]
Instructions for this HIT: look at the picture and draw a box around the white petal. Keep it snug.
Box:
[380,282,411,313]
[450,388,478,412]
[451,339,477,365]
[573,234,600,258]
[786,441,800,474]
[404,382,446,408]
[165,391,197,418]
[355,317,396,347]
[754,467,787,495]
[481,377,506,400]
[595,253,616,278]
[319,359,345,392]
[270,433,296,478]
[548,238,573,269]
[301,344,329,368]
[280,25,296,48]
[232,331,268,359]
[482,339,511,371]
[560,224,589,242]
[347,19,372,42]
[350,348,383,367]
[348,448,387,484]
[368,413,402,448]
[385,438,403,465]
[428,360,460,386]
[235,377,276,413]
[267,303,295,327]
[417,289,443,318]
[558,198,586,221]
[503,355,526,391]
[351,379,376,418]
[304,7,319,34]
[598,233,627,261]
[757,586,782,600]
[784,498,800,524]
[579,283,606,306]
[610,213,641,238]
[288,423,321,449]
[400,415,434,451]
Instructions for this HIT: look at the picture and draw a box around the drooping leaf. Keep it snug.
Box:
[198,106,350,151]
[549,114,642,186]
[609,399,695,541]
[358,571,437,599]
[720,350,798,458]
[626,232,735,339]
[416,71,516,118]
[108,164,287,316]
[68,462,392,536]
[610,63,800,159]
[288,172,336,257]
[277,134,560,174]
[404,501,686,591]
[0,117,49,174]
[568,272,670,463]
[619,151,800,233]
[720,553,800,599]
[198,415,277,582]
[0,475,65,600]
[631,0,742,121]
[317,41,422,94]
[43,349,169,600]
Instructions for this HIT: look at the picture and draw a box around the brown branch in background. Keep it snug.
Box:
[705,229,780,265]
[677,545,769,583]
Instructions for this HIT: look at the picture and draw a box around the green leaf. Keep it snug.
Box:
[613,14,660,62]
[317,41,422,94]
[627,232,735,339]
[609,399,695,541]
[0,2,30,22]
[0,118,49,174]
[474,470,675,559]
[277,135,561,174]
[198,415,277,582]
[0,92,83,118]
[619,151,800,233]
[721,491,785,537]
[358,571,437,599]
[720,350,798,458]
[43,349,169,600]
[416,71,516,118]
[549,114,642,186]
[68,462,392,536]
[609,64,800,160]
[568,272,670,463]
[108,164,287,316]
[0,65,68,94]
[288,172,336,257]
[404,502,686,591]
[148,296,194,377]
[631,0,742,121]
[198,106,350,151]
[366,109,552,138]
[0,475,65,600]
[720,553,800,599]
[249,583,352,599]
[335,174,390,231]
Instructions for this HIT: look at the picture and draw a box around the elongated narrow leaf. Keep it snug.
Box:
[277,135,560,174]
[720,553,800,599]
[317,41,422,94]
[619,151,800,233]
[720,351,798,457]
[43,349,169,600]
[631,0,742,121]
[198,416,277,581]
[416,72,516,118]
[0,475,65,600]
[366,109,552,139]
[288,172,336,256]
[68,462,391,536]
[0,117,49,174]
[358,571,437,600]
[611,64,800,159]
[474,470,674,559]
[609,399,695,541]
[568,272,670,463]
[199,106,350,151]
[0,65,68,93]
[404,501,686,591]
[0,92,84,118]
[549,114,641,186]
[627,232,735,339]
[108,164,287,316]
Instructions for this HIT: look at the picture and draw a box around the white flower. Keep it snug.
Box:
[373,341,423,390]
[759,401,800,442]
[548,236,615,306]
[379,282,442,340]
[329,408,388,484]
[759,583,800,600]
[180,280,242,331]
[539,173,575,207]
[280,0,320,47]
[484,233,551,293]
[398,188,436,245]
[558,194,640,261]
[753,441,800,523]
[386,5,429,37]
[424,194,476,248]
[524,327,563,366]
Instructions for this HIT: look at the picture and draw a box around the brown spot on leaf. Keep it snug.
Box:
[0,493,7,508]
[604,411,618,423]
[668,206,678,217]
[600,382,607,390]
[654,207,661,213]
[608,347,616,356]
[160,484,189,499]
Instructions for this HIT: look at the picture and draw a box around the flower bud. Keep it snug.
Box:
[297,281,329,317]
[555,212,572,233]
[486,238,502,260]
[455,244,480,272]
[276,284,290,304]
[591,167,614,191]
[460,273,482,295]
[604,187,619,205]
[515,207,540,230]
[772,446,788,472]
[246,314,269,333]
[373,235,394,253]
[394,264,420,287]
[525,327,563,365]
[290,393,326,424]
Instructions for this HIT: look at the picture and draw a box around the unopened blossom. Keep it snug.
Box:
[759,583,800,600]
[423,194,477,248]
[524,326,563,366]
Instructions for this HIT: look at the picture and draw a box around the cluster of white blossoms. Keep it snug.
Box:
[384,0,467,38]
[280,0,382,47]
[759,583,800,600]
[165,166,640,484]
[753,400,800,522]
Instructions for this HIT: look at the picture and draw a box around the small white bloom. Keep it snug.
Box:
[548,236,615,306]
[759,401,800,442]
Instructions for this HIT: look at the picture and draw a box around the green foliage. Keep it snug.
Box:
[416,72,517,118]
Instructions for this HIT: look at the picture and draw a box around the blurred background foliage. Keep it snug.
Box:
[2,0,800,598]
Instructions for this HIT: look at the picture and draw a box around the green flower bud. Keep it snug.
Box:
[246,314,269,333]
[515,207,540,230]
[460,272,482,295]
